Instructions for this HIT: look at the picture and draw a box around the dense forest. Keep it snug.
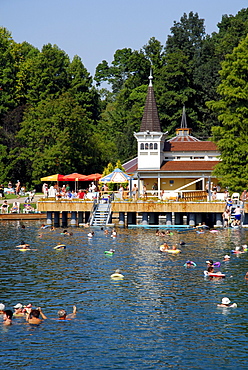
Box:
[0,9,248,190]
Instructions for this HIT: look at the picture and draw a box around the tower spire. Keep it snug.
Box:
[139,71,161,132]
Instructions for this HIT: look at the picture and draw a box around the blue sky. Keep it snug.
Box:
[1,0,247,76]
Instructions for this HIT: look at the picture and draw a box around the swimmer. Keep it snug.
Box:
[223,255,230,262]
[61,230,72,236]
[40,224,49,229]
[21,225,25,229]
[51,226,56,231]
[111,269,124,279]
[0,303,5,314]
[206,260,213,267]
[13,303,24,317]
[57,305,77,320]
[26,307,47,325]
[160,242,169,252]
[184,260,197,267]
[104,229,109,235]
[217,297,237,308]
[88,231,94,238]
[16,241,30,249]
[3,310,13,325]
[111,229,117,237]
[155,229,160,236]
[23,303,32,315]
[244,272,248,280]
[180,241,185,246]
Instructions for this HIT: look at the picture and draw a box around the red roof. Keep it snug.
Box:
[160,161,219,172]
[164,141,217,152]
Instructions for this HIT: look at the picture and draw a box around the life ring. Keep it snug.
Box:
[160,245,181,253]
[166,249,181,254]
[184,261,197,267]
[111,273,124,280]
[54,244,66,250]
[231,250,245,254]
[105,250,115,255]
[204,271,225,278]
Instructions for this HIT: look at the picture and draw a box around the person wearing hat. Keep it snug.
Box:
[217,297,237,308]
[13,303,24,317]
[0,303,5,314]
[223,255,230,262]
[57,306,77,320]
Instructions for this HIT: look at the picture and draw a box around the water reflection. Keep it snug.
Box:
[0,221,247,369]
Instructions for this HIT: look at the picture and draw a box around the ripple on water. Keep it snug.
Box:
[0,223,247,369]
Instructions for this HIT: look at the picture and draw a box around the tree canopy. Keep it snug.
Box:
[207,35,248,191]
[0,7,248,190]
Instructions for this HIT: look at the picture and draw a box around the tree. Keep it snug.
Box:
[12,93,98,185]
[207,35,248,191]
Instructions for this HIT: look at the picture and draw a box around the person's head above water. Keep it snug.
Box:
[58,309,67,319]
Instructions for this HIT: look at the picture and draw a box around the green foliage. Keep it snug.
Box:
[207,35,248,191]
[1,7,248,190]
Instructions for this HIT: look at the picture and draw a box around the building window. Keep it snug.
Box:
[150,143,153,149]
[145,143,149,150]
[140,143,144,150]
[154,143,158,150]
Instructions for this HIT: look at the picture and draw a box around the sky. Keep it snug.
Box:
[1,0,247,76]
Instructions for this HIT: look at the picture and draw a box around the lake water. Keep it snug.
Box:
[0,221,248,370]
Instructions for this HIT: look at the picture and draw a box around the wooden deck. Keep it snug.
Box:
[0,213,46,221]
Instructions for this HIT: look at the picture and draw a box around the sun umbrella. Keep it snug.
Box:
[63,173,87,181]
[99,168,132,183]
[83,173,102,181]
[40,174,65,182]
[63,173,88,191]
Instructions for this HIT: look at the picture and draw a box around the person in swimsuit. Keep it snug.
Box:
[26,307,47,324]
[57,306,77,320]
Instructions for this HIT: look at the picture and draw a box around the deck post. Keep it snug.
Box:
[189,213,195,227]
[54,211,60,227]
[70,211,77,227]
[47,211,53,225]
[142,212,149,225]
[62,212,68,227]
[119,212,125,225]
[166,212,172,226]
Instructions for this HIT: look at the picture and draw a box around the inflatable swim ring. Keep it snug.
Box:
[231,249,245,254]
[184,261,197,267]
[111,269,124,280]
[111,273,124,280]
[105,249,115,255]
[167,249,181,254]
[204,271,225,278]
[160,245,181,254]
[54,244,66,250]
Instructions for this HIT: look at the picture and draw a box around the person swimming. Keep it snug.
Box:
[16,241,30,249]
[217,297,237,308]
